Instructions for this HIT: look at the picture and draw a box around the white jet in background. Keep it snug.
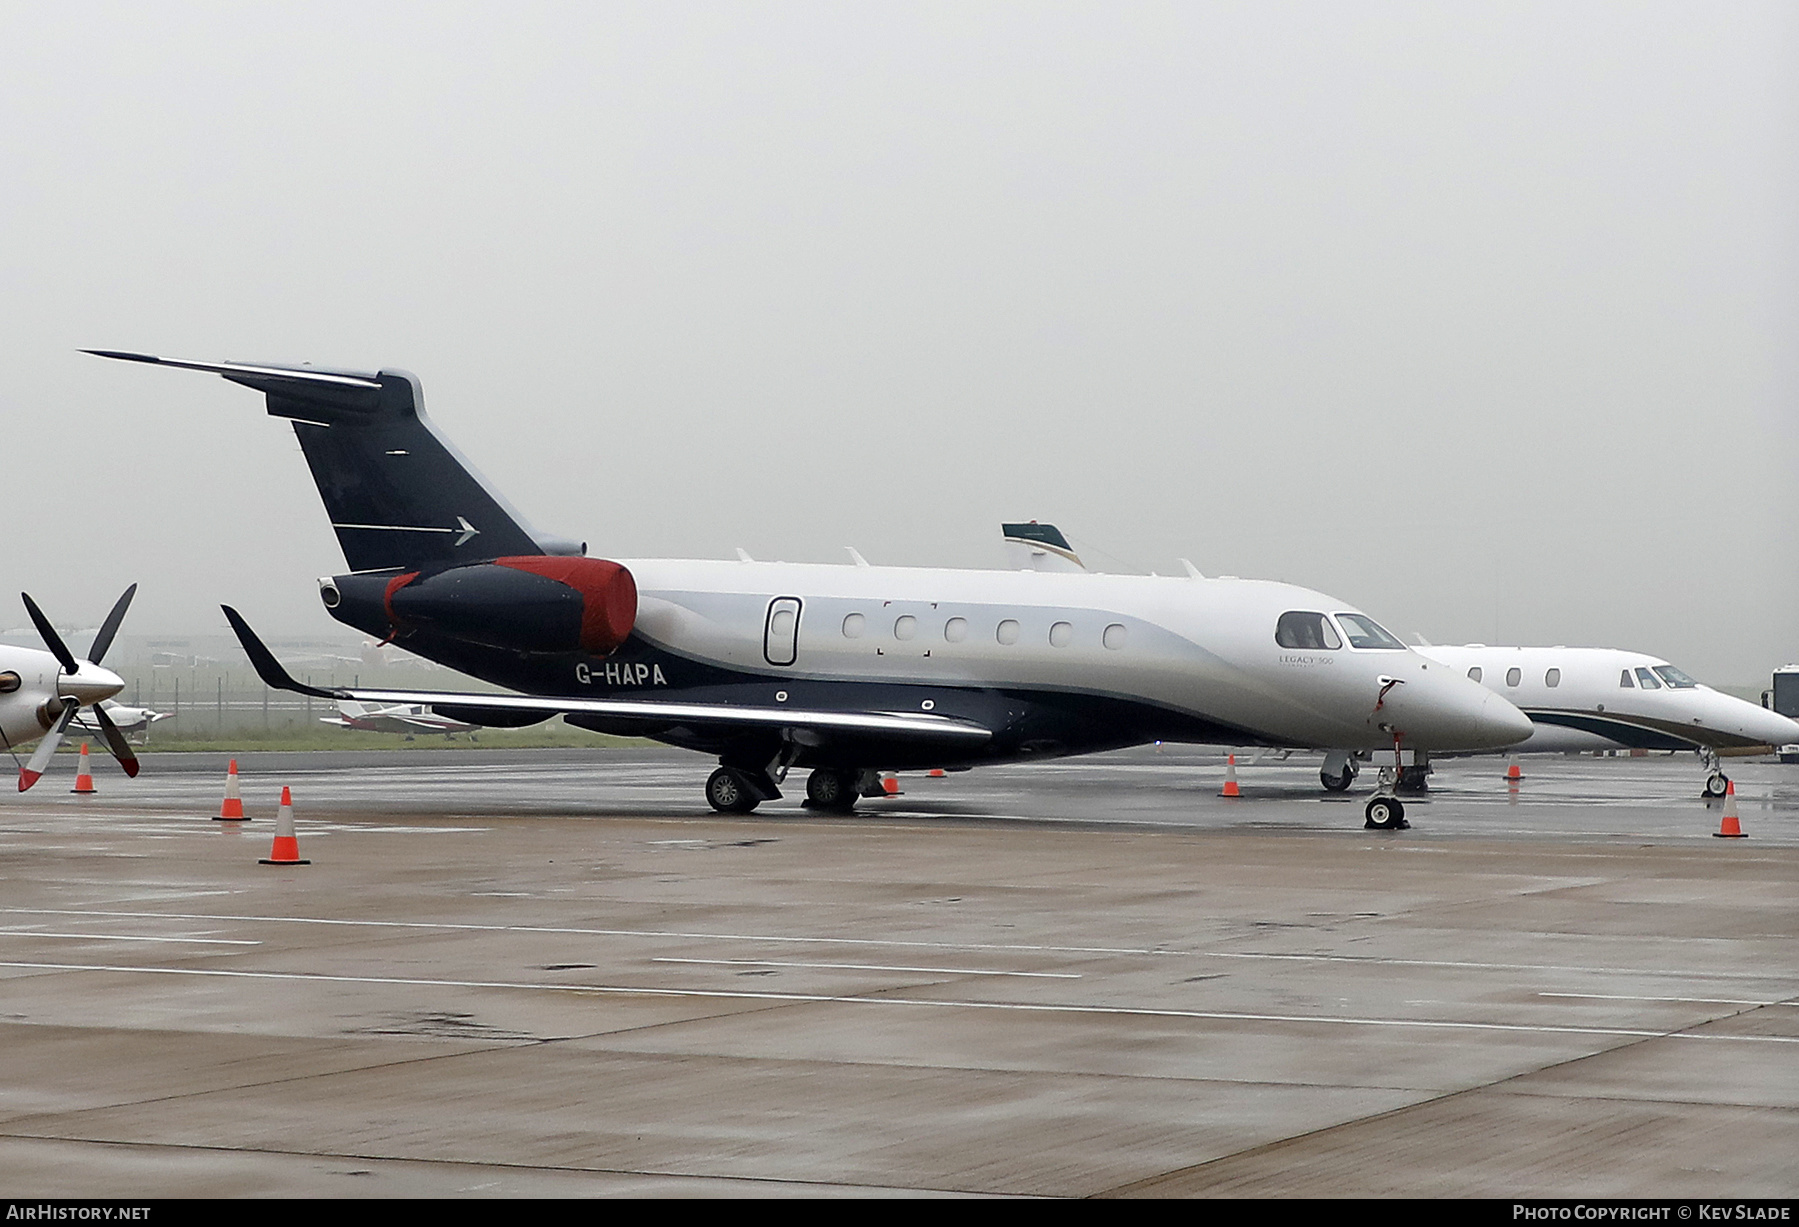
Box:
[324,699,478,739]
[0,587,140,789]
[70,699,172,743]
[1403,645,1799,797]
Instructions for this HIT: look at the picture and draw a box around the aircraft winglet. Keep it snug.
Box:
[221,606,340,699]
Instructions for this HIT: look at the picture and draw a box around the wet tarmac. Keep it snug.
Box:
[1,746,1794,1197]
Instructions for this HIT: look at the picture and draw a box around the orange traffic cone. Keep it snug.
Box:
[217,759,246,821]
[71,743,97,794]
[1220,754,1240,797]
[881,774,902,796]
[1505,757,1523,782]
[1713,780,1747,839]
[259,787,310,865]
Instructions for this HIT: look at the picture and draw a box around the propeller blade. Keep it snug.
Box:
[20,592,78,676]
[19,705,78,791]
[87,583,138,666]
[91,705,140,778]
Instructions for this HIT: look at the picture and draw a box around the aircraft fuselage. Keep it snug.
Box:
[325,558,1532,771]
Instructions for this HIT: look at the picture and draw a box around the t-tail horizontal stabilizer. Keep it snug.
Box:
[88,350,576,572]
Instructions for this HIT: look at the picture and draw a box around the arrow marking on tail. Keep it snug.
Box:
[332,517,481,547]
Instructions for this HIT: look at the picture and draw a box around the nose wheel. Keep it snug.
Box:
[1698,749,1730,799]
[1364,796,1408,830]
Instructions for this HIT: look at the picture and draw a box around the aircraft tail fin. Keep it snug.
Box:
[1001,522,1086,572]
[89,351,577,572]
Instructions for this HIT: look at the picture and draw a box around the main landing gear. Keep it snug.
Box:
[803,768,860,813]
[705,766,763,814]
[705,762,881,815]
[1320,749,1359,792]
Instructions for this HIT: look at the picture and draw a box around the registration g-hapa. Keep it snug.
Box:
[93,351,1533,829]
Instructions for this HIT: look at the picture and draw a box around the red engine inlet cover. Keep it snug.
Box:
[493,556,638,655]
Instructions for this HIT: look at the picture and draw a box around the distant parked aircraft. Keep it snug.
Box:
[324,699,477,738]
[71,699,172,743]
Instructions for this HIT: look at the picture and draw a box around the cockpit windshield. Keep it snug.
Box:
[1634,667,1663,690]
[1652,665,1699,689]
[1275,611,1341,650]
[1334,613,1406,650]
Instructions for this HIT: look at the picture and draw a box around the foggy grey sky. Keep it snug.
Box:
[3,2,1795,682]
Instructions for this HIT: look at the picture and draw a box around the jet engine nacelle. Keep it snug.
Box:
[321,557,637,657]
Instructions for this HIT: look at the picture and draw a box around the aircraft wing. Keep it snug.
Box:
[224,607,993,744]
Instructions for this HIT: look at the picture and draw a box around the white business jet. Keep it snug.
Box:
[1408,644,1799,797]
[95,350,1534,830]
[71,699,172,743]
[0,587,140,789]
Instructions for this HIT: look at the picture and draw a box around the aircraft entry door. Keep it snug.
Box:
[764,597,802,666]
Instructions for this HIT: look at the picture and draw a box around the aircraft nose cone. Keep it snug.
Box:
[1482,690,1537,748]
[1391,670,1534,750]
[1750,706,1799,747]
[60,664,124,706]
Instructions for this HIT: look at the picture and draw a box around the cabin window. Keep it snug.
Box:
[1545,668,1561,687]
[1467,667,1482,683]
[1103,624,1127,650]
[842,613,865,639]
[1275,611,1341,650]
[1506,667,1521,687]
[1334,613,1406,650]
[894,615,917,641]
[1635,667,1663,690]
[1620,669,1635,688]
[0,671,18,694]
[1653,665,1698,689]
[1049,621,1073,647]
[944,617,968,643]
[996,619,1021,645]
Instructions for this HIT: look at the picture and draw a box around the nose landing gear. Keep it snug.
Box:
[1700,749,1731,799]
[1364,794,1408,830]
[1363,735,1412,830]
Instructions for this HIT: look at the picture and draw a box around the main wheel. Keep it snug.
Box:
[1321,766,1354,792]
[805,768,857,812]
[705,767,760,814]
[1364,796,1408,830]
[1704,772,1729,799]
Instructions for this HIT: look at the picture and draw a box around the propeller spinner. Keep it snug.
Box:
[17,585,138,790]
